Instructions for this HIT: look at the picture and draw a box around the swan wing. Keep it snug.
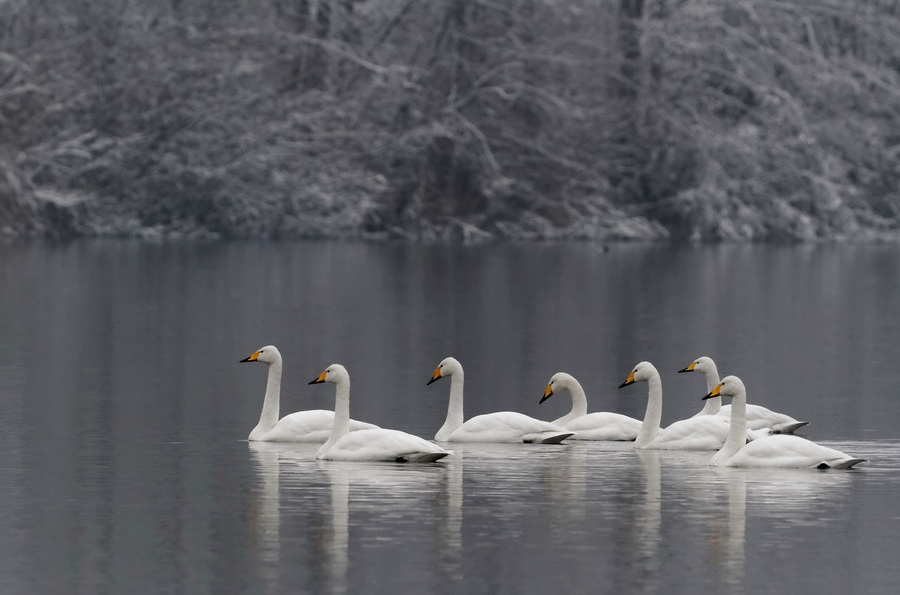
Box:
[719,404,809,434]
[321,428,450,462]
[650,416,731,450]
[724,435,865,469]
[562,412,642,441]
[255,410,379,442]
[446,412,573,444]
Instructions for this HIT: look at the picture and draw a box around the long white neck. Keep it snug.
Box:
[697,363,722,415]
[555,378,588,426]
[635,372,663,448]
[435,371,464,441]
[319,377,351,458]
[711,389,746,465]
[249,359,283,440]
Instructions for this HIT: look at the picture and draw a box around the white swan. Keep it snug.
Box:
[680,356,809,434]
[309,364,450,462]
[241,346,378,442]
[619,361,735,450]
[539,372,641,441]
[427,357,574,444]
[705,376,865,469]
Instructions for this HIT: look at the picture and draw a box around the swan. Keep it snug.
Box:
[704,376,865,469]
[309,364,450,462]
[619,361,736,450]
[241,346,378,442]
[680,356,809,434]
[539,372,642,441]
[427,357,574,444]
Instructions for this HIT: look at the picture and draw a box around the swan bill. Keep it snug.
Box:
[539,384,554,404]
[309,369,328,385]
[702,383,723,400]
[678,362,697,373]
[426,367,444,386]
[240,351,261,363]
[618,370,636,389]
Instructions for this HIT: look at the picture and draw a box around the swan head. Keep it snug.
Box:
[619,361,658,388]
[240,345,281,365]
[427,356,462,386]
[702,375,745,400]
[540,372,576,404]
[678,355,714,374]
[309,363,349,385]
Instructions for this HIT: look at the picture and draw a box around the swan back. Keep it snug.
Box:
[311,363,449,462]
[710,376,864,468]
[429,358,572,443]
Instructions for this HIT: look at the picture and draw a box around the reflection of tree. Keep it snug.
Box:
[2,1,898,241]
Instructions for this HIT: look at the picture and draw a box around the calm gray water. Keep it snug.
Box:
[1,240,899,594]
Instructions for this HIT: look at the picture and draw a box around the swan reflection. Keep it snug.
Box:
[247,441,287,594]
[707,462,857,590]
[709,468,746,591]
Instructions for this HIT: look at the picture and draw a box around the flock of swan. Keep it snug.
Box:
[241,346,866,469]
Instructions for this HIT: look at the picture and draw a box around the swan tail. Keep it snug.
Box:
[820,457,866,470]
[397,451,451,463]
[531,432,575,445]
[771,421,809,434]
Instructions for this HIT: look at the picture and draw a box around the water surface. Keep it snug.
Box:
[0,241,898,594]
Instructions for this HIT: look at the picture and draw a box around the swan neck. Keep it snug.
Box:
[320,378,351,456]
[716,390,747,463]
[635,374,663,448]
[556,380,588,425]
[698,366,722,415]
[254,360,282,435]
[436,371,464,440]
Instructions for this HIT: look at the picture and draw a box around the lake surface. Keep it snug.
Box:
[0,240,899,594]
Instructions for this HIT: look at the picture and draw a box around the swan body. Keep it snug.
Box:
[706,376,865,469]
[680,356,808,434]
[619,361,736,450]
[241,346,378,442]
[540,372,641,441]
[309,364,450,462]
[428,357,574,444]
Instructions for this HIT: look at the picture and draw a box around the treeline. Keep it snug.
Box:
[1,0,899,241]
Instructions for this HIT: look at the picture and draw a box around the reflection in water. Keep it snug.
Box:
[743,466,853,521]
[633,450,662,594]
[1,243,898,595]
[247,452,459,595]
[710,468,746,592]
[706,464,858,592]
[247,442,283,594]
[437,455,464,581]
[323,466,349,595]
